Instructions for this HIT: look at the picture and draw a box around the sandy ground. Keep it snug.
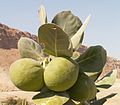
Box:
[0,48,20,92]
[0,68,18,92]
[0,49,20,70]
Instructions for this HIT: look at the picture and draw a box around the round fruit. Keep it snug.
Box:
[68,72,97,101]
[9,58,44,91]
[44,57,79,92]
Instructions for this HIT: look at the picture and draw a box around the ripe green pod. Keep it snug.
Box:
[68,72,97,102]
[9,58,44,91]
[44,57,79,92]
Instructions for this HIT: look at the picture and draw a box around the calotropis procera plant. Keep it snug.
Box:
[9,5,117,105]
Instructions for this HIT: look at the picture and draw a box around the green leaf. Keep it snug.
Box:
[64,99,80,105]
[38,23,73,57]
[91,93,117,105]
[65,100,90,105]
[84,72,101,82]
[52,11,83,39]
[18,37,43,61]
[32,90,69,105]
[38,5,47,25]
[71,15,91,49]
[96,69,117,91]
[76,45,107,81]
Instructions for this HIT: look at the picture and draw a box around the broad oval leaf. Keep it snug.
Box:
[18,37,43,61]
[38,5,47,25]
[52,11,83,39]
[76,45,107,81]
[96,69,117,91]
[38,23,73,57]
[32,90,69,105]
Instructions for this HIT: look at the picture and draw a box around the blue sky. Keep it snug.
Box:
[0,0,120,59]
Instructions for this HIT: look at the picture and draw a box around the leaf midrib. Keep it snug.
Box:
[62,20,67,32]
[54,28,57,56]
[78,52,101,64]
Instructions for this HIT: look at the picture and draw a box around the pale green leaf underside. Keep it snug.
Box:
[38,23,73,57]
[96,69,117,91]
[38,5,47,25]
[71,15,91,49]
[32,91,69,105]
[85,72,101,82]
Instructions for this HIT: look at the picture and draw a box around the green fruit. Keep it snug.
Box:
[9,58,44,91]
[44,57,79,92]
[68,72,97,101]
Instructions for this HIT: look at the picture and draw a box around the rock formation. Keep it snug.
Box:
[0,23,36,49]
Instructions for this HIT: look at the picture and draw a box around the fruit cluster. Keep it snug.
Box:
[10,55,97,103]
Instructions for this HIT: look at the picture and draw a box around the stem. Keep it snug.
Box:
[43,60,46,69]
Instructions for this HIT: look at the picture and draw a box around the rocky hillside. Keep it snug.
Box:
[0,23,37,69]
[0,23,36,49]
[0,23,120,76]
[103,57,120,78]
